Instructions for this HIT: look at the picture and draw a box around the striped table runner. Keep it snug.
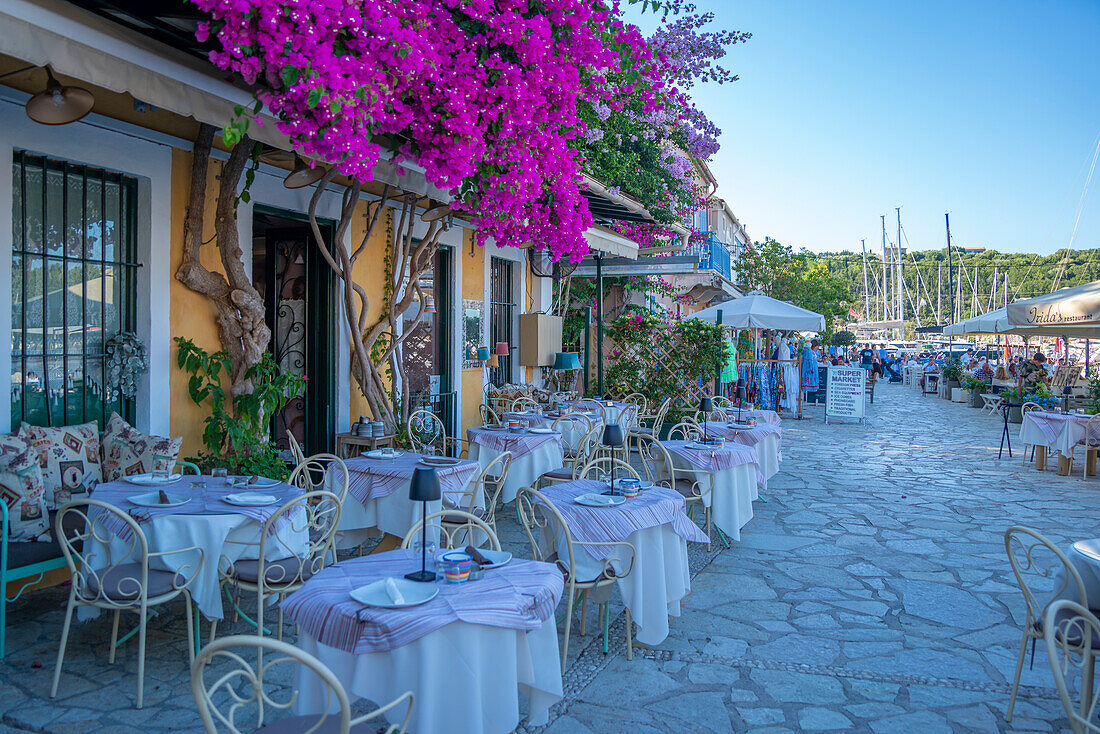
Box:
[343,454,479,507]
[536,479,708,560]
[701,421,783,452]
[466,426,563,458]
[662,440,759,474]
[280,549,563,654]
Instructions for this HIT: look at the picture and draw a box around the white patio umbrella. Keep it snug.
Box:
[944,307,1100,337]
[1007,280,1100,328]
[685,293,825,332]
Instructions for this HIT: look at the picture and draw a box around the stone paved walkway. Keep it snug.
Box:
[1,382,1094,732]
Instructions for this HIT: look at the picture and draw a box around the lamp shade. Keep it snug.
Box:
[284,153,326,189]
[699,396,713,413]
[495,342,510,356]
[553,352,581,370]
[26,68,94,125]
[408,466,441,502]
[736,378,746,400]
[601,423,624,448]
[476,346,491,361]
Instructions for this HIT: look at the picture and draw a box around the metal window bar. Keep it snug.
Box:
[11,152,138,428]
[489,257,514,386]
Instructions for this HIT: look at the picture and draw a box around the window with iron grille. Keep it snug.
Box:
[11,151,138,428]
[488,257,514,386]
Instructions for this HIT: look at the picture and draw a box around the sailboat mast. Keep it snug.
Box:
[945,213,955,323]
[896,207,904,339]
[861,239,870,319]
[881,215,888,321]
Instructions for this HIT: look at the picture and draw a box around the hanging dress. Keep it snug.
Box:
[777,337,799,413]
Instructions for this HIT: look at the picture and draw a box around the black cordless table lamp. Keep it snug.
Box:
[699,395,713,443]
[602,423,623,492]
[405,466,441,582]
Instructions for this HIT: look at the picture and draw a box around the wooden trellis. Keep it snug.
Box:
[593,327,714,410]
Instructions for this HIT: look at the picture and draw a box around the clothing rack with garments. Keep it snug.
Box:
[733,358,803,418]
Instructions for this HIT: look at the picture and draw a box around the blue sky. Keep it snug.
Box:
[626,1,1100,255]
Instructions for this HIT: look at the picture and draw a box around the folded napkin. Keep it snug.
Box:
[158,490,170,504]
[385,577,405,605]
[464,545,489,566]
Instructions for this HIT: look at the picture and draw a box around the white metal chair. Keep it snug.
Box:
[407,409,467,457]
[1004,526,1089,722]
[1076,415,1100,481]
[1020,402,1044,467]
[511,396,540,413]
[402,509,501,551]
[213,491,342,643]
[52,499,202,709]
[480,403,501,426]
[516,486,635,672]
[289,453,349,502]
[666,420,703,441]
[981,393,1004,416]
[575,456,640,483]
[1043,599,1100,733]
[191,634,413,733]
[286,432,307,467]
[443,452,512,537]
[538,423,602,487]
[574,398,607,421]
[635,397,672,435]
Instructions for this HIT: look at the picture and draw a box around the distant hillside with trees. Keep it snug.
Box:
[813,247,1100,326]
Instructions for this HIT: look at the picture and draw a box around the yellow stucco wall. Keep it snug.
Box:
[168,149,231,458]
[460,229,484,433]
[346,204,390,428]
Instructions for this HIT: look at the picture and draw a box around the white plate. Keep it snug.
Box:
[365,449,403,459]
[686,442,713,450]
[434,548,512,569]
[727,422,754,430]
[227,475,280,488]
[128,491,190,508]
[420,456,461,467]
[529,427,555,434]
[123,473,183,486]
[1073,539,1100,564]
[350,578,439,608]
[574,493,626,507]
[638,481,655,490]
[223,493,278,507]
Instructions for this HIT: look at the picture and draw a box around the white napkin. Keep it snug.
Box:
[385,577,405,604]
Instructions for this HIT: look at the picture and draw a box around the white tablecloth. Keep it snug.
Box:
[296,618,562,734]
[665,454,757,541]
[468,436,563,504]
[752,433,781,488]
[547,521,690,646]
[1020,411,1096,458]
[80,512,307,620]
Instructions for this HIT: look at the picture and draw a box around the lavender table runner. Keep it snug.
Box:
[662,440,759,474]
[702,421,783,452]
[91,478,302,538]
[537,479,707,560]
[343,454,479,506]
[281,550,563,654]
[467,426,562,458]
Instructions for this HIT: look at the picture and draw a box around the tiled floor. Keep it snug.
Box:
[1,382,1092,732]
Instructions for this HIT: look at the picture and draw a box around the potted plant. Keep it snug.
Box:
[1000,386,1026,423]
[941,359,963,391]
[962,375,988,408]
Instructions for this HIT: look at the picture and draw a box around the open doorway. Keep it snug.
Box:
[252,206,335,456]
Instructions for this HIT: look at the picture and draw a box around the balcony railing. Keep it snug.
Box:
[686,231,734,281]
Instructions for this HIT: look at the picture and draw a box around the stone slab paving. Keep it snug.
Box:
[0,382,1092,731]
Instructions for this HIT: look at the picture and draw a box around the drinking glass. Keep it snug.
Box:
[211,467,228,485]
[688,430,700,444]
[412,540,438,572]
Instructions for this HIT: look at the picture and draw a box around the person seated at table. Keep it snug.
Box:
[994,363,1010,381]
[1019,352,1050,390]
[974,359,994,381]
[883,356,902,382]
[832,354,846,366]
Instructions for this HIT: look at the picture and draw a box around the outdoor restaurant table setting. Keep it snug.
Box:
[734,408,782,426]
[661,439,761,541]
[467,425,563,503]
[335,452,480,548]
[1048,539,1100,612]
[1018,409,1100,470]
[700,420,783,488]
[503,409,595,445]
[84,474,307,620]
[281,549,564,733]
[534,478,708,646]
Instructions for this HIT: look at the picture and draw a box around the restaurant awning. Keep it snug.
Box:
[685,293,825,332]
[582,225,639,260]
[943,306,1100,337]
[1006,280,1100,328]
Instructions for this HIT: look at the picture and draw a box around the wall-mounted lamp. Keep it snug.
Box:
[23,66,94,126]
[284,153,326,189]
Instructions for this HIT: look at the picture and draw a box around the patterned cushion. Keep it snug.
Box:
[0,435,50,542]
[100,413,183,483]
[18,422,102,510]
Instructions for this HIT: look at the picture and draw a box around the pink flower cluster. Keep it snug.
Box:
[193,0,662,263]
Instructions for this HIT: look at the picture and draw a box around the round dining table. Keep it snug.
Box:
[467,426,563,503]
[335,453,480,549]
[661,440,761,542]
[282,549,564,734]
[84,476,308,620]
[534,478,708,646]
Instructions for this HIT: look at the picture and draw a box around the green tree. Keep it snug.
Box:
[739,237,852,332]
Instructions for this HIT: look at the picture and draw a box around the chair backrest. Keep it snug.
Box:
[1085,414,1100,446]
[407,409,447,455]
[575,456,640,482]
[623,392,648,417]
[174,460,201,475]
[552,413,593,450]
[693,407,727,424]
[666,420,701,441]
[1043,600,1100,734]
[515,486,575,571]
[574,398,606,420]
[191,634,414,734]
[255,491,343,588]
[633,433,676,487]
[289,454,349,503]
[618,404,638,431]
[286,432,307,466]
[1004,526,1088,633]
[56,499,152,607]
[466,451,513,525]
[511,396,539,413]
[479,403,500,426]
[1021,401,1042,414]
[402,509,501,551]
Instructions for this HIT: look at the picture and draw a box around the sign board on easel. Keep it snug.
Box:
[825,366,866,424]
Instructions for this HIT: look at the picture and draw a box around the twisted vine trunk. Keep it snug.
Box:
[176,124,271,396]
[307,173,450,433]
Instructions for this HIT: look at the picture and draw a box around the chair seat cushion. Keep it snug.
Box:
[6,510,84,570]
[442,508,487,523]
[547,552,619,585]
[228,557,312,585]
[631,426,654,436]
[85,563,178,601]
[1035,607,1100,649]
[540,467,574,481]
[669,477,699,497]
